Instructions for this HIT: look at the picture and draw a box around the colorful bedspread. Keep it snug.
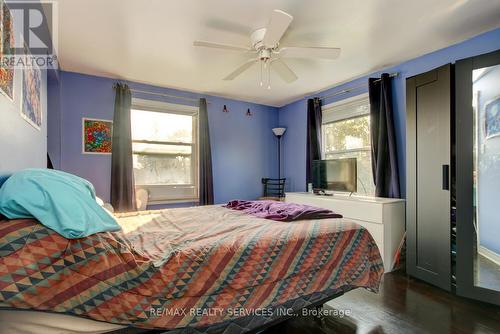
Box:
[0,205,383,330]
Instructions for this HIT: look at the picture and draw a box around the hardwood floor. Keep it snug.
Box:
[264,271,500,334]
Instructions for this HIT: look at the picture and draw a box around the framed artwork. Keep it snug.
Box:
[82,118,113,154]
[485,95,500,140]
[0,0,15,101]
[20,55,42,130]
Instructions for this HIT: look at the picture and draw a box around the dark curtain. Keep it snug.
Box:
[306,97,322,187]
[47,153,54,169]
[111,83,136,212]
[199,98,214,205]
[369,73,401,198]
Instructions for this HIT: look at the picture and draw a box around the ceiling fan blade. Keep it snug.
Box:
[279,47,341,60]
[262,10,293,48]
[193,40,250,52]
[272,59,298,83]
[223,59,258,80]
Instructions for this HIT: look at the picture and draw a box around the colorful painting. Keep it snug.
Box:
[0,0,15,101]
[21,55,42,130]
[83,118,113,154]
[485,96,500,139]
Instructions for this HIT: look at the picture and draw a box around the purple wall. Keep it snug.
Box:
[278,99,308,192]
[47,71,61,169]
[49,71,279,205]
[0,68,48,173]
[0,9,49,174]
[278,27,500,197]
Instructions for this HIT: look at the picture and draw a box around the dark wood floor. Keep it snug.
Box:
[264,271,500,334]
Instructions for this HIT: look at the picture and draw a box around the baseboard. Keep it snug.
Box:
[478,245,500,266]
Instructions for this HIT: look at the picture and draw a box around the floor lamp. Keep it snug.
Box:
[272,127,286,180]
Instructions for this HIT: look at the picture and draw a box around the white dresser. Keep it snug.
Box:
[285,192,405,273]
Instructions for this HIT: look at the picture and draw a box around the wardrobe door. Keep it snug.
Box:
[406,64,451,291]
[456,50,500,306]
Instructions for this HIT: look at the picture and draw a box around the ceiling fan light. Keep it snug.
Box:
[193,9,339,86]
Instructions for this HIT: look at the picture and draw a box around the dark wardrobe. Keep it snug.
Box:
[406,50,500,306]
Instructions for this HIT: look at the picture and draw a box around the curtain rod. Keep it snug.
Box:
[113,83,208,104]
[319,72,399,101]
[131,89,205,103]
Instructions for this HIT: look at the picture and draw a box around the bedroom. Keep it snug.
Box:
[0,0,499,333]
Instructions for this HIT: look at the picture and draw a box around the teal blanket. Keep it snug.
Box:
[0,169,120,238]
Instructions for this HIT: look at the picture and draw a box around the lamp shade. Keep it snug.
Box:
[272,127,287,137]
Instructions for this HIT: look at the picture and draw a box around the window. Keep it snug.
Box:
[131,99,198,204]
[322,94,375,196]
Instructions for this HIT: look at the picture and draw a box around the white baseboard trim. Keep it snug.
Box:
[478,245,500,266]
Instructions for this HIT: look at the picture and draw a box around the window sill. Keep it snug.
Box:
[147,198,199,206]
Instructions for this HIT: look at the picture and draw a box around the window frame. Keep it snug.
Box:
[321,93,373,195]
[131,98,199,204]
[322,114,372,155]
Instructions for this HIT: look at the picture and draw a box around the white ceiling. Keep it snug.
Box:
[54,0,500,107]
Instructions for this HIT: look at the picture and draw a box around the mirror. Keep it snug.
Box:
[472,64,500,291]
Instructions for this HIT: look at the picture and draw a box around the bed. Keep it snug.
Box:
[0,204,383,333]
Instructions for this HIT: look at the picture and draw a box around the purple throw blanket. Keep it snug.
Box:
[224,200,342,222]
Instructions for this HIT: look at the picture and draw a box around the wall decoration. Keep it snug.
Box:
[485,95,500,140]
[82,118,113,154]
[20,56,42,130]
[0,0,15,101]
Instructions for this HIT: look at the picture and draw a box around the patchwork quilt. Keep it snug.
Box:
[0,205,383,330]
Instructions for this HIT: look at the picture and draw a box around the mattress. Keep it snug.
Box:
[0,309,125,334]
[0,205,383,331]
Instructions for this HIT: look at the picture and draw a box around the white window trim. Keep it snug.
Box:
[322,93,370,123]
[131,98,199,204]
[321,93,370,155]
[321,93,373,196]
[132,98,198,115]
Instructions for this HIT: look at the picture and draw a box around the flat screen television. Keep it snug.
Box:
[312,158,357,193]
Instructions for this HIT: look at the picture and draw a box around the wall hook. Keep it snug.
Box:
[246,108,252,117]
[222,105,229,113]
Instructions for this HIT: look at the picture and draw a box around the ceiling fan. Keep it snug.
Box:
[193,9,341,89]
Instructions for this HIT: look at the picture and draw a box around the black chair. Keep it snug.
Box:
[261,178,286,199]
